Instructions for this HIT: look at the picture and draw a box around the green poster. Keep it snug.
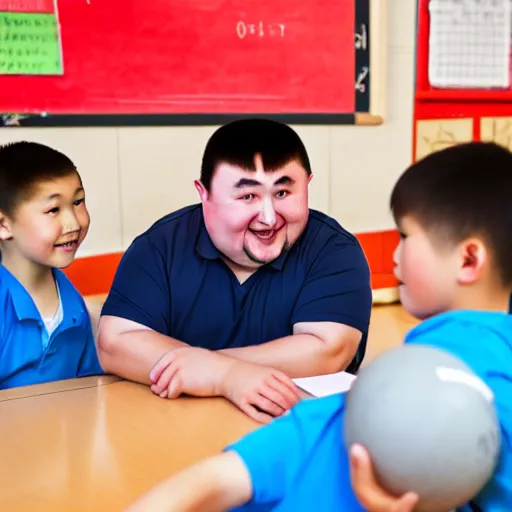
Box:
[0,12,63,75]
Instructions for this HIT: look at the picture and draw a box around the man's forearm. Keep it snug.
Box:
[219,333,351,378]
[98,324,188,385]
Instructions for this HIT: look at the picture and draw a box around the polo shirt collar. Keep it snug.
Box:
[0,265,83,322]
[195,214,289,271]
[53,270,84,323]
[196,217,221,261]
[268,249,288,270]
[1,265,39,320]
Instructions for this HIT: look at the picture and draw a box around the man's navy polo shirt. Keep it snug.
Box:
[102,204,372,373]
[0,266,104,389]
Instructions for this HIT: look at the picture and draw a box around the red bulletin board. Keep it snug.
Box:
[413,0,512,160]
[0,0,54,14]
[0,0,386,127]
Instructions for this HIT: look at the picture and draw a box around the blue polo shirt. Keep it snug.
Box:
[101,204,372,373]
[227,310,512,511]
[0,265,104,389]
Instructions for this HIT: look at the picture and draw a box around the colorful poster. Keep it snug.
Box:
[481,117,512,152]
[415,118,474,161]
[0,0,63,75]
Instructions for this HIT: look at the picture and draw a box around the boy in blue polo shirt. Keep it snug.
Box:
[0,141,103,389]
[124,141,512,512]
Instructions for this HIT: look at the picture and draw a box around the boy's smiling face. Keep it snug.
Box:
[0,172,90,270]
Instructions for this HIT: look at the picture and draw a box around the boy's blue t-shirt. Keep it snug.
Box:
[229,393,362,512]
[0,265,104,389]
[227,310,512,512]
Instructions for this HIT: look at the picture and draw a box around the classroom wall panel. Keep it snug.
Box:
[388,0,417,49]
[117,126,216,246]
[330,46,416,233]
[285,126,332,213]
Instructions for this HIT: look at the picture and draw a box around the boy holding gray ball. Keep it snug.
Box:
[125,142,512,512]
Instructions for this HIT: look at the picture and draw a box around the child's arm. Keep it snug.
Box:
[124,451,252,512]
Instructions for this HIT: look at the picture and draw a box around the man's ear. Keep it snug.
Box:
[194,180,209,203]
[0,211,13,241]
[457,238,487,285]
[308,173,314,185]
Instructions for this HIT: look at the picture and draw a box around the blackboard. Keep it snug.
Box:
[0,0,387,126]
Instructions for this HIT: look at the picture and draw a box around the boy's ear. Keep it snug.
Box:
[194,180,209,202]
[0,211,13,241]
[457,238,487,285]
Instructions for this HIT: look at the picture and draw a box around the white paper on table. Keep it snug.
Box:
[293,371,356,398]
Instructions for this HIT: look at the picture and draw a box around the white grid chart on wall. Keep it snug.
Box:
[428,0,512,88]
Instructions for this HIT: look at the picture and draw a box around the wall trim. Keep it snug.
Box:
[64,230,400,296]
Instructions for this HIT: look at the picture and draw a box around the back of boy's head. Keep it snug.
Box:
[390,141,512,286]
[0,141,77,217]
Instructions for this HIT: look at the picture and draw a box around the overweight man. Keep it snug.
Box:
[98,118,372,422]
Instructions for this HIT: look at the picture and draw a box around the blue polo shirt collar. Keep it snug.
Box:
[195,216,288,271]
[196,219,221,261]
[0,265,83,324]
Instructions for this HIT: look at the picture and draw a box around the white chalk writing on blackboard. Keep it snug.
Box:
[355,66,369,92]
[1,114,30,126]
[236,21,285,39]
[355,24,367,50]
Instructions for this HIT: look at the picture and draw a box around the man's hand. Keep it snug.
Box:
[149,348,301,423]
[149,347,232,398]
[349,444,419,512]
[219,360,301,423]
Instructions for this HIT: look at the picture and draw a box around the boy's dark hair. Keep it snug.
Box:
[391,141,512,286]
[0,141,77,216]
[200,118,312,191]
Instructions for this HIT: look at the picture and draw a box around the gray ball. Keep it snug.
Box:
[344,344,501,512]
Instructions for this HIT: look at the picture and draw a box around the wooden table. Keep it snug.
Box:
[0,377,258,512]
[0,304,418,511]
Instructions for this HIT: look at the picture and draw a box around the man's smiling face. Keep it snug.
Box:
[197,153,312,270]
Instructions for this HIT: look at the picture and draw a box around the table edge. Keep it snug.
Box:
[0,375,121,402]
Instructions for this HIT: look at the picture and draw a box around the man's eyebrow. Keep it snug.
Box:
[234,178,262,188]
[233,176,295,188]
[274,176,294,186]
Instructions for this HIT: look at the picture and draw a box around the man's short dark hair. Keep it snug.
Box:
[200,118,312,191]
[0,141,77,216]
[390,141,512,286]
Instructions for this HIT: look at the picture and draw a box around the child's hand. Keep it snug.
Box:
[349,444,419,512]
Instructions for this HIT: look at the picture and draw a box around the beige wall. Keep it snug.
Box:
[0,0,416,259]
